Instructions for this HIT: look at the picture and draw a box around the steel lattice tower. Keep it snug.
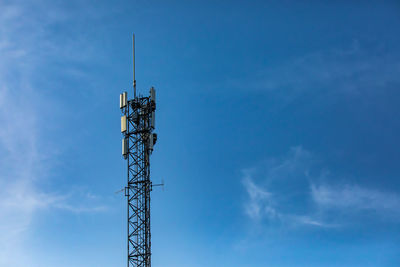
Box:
[120,34,157,267]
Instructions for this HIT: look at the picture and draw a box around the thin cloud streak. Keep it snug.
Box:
[242,176,274,221]
[311,183,400,216]
[242,146,400,229]
[242,173,333,228]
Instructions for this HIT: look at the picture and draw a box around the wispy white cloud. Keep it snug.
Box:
[0,2,109,266]
[242,146,328,227]
[311,183,400,217]
[242,146,400,229]
[242,176,274,221]
[0,85,107,266]
[242,172,331,228]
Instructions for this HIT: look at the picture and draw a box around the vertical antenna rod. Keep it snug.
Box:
[133,34,136,98]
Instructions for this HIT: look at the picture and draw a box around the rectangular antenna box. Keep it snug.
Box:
[120,92,127,109]
[121,115,127,132]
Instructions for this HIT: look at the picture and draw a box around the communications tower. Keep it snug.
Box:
[120,34,157,267]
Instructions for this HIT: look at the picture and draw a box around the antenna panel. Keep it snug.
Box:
[121,115,127,132]
[150,87,156,103]
[122,138,128,156]
[151,111,155,128]
[120,92,127,108]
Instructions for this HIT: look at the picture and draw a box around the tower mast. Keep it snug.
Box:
[120,34,157,267]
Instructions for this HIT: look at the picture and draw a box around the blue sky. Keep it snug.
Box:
[1,0,400,266]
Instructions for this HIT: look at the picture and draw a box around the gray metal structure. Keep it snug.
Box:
[120,34,157,267]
